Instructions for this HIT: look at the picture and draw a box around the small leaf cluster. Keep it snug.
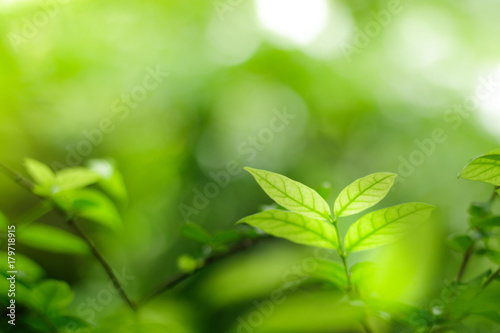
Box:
[238,167,434,256]
[16,159,127,255]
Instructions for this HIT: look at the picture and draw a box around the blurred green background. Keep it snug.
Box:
[1,0,500,332]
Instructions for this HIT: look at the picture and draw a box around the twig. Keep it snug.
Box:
[456,186,499,283]
[0,161,35,190]
[481,266,500,290]
[140,237,263,305]
[0,161,136,311]
[457,245,474,283]
[68,218,136,311]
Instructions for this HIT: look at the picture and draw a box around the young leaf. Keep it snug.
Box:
[25,158,56,196]
[448,234,473,253]
[310,259,347,289]
[334,173,397,218]
[18,224,89,255]
[344,203,435,253]
[31,280,74,316]
[471,216,500,229]
[181,223,213,244]
[245,167,331,220]
[0,252,44,284]
[55,167,99,191]
[54,189,121,230]
[460,149,500,186]
[237,209,338,249]
[87,159,128,202]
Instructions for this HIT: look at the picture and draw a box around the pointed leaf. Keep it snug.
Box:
[54,189,121,230]
[181,223,213,244]
[472,216,500,229]
[245,167,331,220]
[448,234,473,253]
[460,149,500,186]
[18,224,89,255]
[87,159,128,201]
[237,209,338,249]
[345,203,435,253]
[25,158,56,196]
[31,280,74,315]
[334,173,397,217]
[55,167,99,191]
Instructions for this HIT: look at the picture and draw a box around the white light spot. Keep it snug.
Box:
[477,65,500,141]
[256,0,329,46]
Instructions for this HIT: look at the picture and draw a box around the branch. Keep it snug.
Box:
[0,161,136,311]
[140,237,263,305]
[456,186,499,283]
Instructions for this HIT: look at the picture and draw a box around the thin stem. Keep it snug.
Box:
[140,237,262,305]
[0,161,35,191]
[0,161,136,311]
[68,218,136,311]
[331,217,351,291]
[456,245,473,283]
[455,186,499,283]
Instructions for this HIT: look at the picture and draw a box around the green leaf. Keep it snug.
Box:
[472,216,500,229]
[87,159,128,201]
[448,234,473,253]
[476,249,500,265]
[25,158,56,196]
[344,203,435,253]
[460,149,500,186]
[468,202,490,218]
[55,167,99,191]
[212,230,242,246]
[472,311,500,324]
[181,223,213,244]
[0,252,44,284]
[310,259,347,289]
[18,224,89,255]
[334,173,396,218]
[245,167,331,220]
[53,316,90,331]
[31,280,74,316]
[54,189,121,230]
[237,209,338,249]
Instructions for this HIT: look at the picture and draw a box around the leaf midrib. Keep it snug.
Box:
[336,174,393,217]
[254,172,330,220]
[346,205,429,252]
[250,211,338,247]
